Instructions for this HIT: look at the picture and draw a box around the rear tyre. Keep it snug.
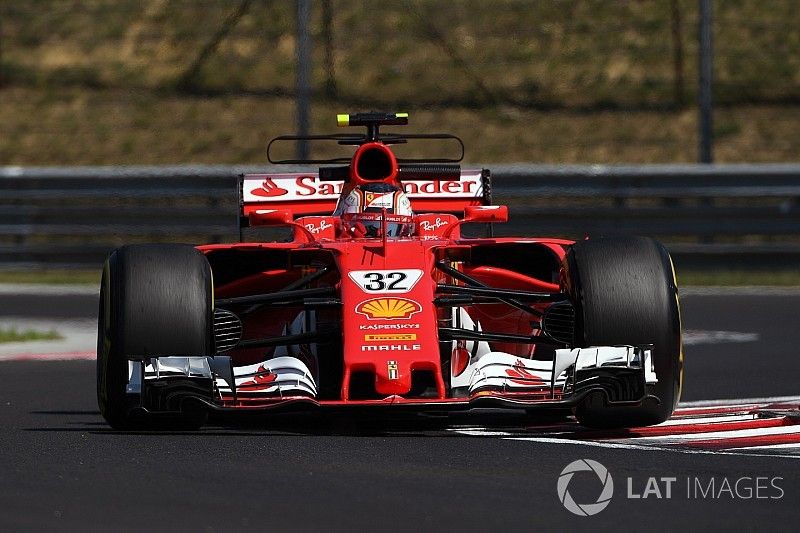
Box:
[97,244,214,430]
[564,237,683,428]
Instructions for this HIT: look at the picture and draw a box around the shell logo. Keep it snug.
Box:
[356,298,422,320]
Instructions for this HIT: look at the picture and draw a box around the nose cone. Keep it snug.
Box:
[374,358,412,395]
[337,240,444,402]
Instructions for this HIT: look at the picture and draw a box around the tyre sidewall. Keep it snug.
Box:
[565,237,683,427]
[96,244,213,429]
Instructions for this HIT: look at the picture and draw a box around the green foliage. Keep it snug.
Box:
[2,0,797,106]
[1,0,800,164]
[677,269,800,287]
[0,327,64,344]
[0,270,99,285]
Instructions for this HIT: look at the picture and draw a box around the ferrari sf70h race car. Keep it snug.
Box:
[97,112,683,430]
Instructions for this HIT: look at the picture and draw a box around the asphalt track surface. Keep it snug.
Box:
[1,290,799,531]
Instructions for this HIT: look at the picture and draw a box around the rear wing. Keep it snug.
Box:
[239,169,491,228]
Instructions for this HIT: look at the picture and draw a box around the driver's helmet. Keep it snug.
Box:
[334,182,414,238]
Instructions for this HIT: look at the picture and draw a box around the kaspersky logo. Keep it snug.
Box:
[356,298,422,320]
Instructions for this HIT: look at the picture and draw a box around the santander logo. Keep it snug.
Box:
[250,177,289,198]
[242,172,483,203]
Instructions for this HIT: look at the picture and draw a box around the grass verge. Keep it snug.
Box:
[0,270,100,285]
[676,269,800,287]
[0,327,64,344]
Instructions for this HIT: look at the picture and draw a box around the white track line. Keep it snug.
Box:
[8,351,96,361]
[0,283,98,296]
[630,424,800,442]
[448,395,800,459]
[682,330,759,345]
[449,415,760,434]
[726,443,800,451]
[677,395,800,407]
[449,429,513,436]
[656,414,758,426]
[503,436,800,460]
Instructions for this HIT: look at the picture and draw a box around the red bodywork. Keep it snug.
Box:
[198,140,575,410]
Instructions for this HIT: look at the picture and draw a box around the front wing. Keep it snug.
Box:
[125,345,656,416]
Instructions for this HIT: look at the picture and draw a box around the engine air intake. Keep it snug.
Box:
[356,146,393,180]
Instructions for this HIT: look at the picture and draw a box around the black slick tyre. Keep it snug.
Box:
[96,244,214,430]
[564,236,683,428]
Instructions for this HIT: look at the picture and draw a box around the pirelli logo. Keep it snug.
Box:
[364,333,417,342]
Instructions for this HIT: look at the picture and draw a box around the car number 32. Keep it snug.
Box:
[348,269,424,293]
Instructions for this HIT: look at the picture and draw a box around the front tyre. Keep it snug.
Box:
[97,244,214,430]
[564,237,683,428]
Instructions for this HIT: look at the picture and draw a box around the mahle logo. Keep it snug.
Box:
[557,459,614,516]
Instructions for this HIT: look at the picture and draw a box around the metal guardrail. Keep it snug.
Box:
[2,164,800,269]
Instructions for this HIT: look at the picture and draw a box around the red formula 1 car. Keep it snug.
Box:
[97,112,683,430]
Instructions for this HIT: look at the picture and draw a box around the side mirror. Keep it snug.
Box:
[248,209,294,227]
[248,209,318,244]
[463,205,508,223]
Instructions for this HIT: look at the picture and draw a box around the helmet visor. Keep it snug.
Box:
[341,212,414,238]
